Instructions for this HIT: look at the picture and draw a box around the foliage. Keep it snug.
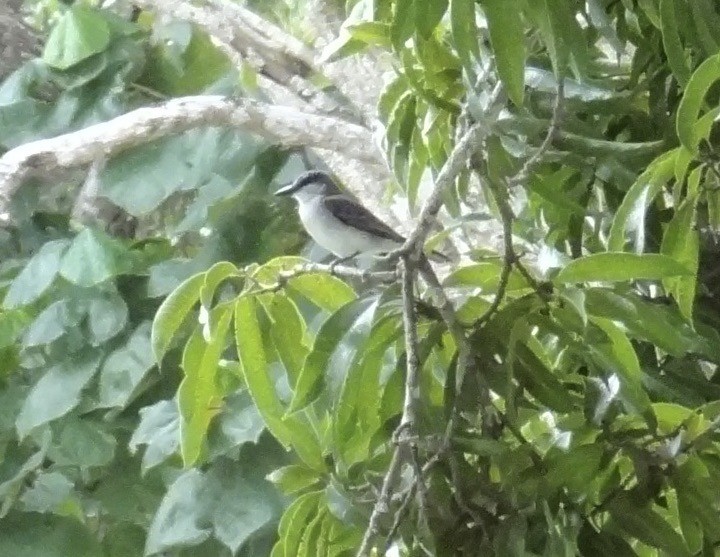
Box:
[1,0,720,556]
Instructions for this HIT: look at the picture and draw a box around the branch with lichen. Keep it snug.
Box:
[0,96,382,218]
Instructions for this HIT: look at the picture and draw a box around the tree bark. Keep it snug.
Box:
[0,0,40,82]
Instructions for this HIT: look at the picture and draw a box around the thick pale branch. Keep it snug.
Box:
[0,95,382,214]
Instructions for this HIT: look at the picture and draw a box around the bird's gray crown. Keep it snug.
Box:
[274,170,342,197]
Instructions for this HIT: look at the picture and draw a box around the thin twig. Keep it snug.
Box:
[356,258,422,556]
[248,262,396,295]
[508,77,565,188]
[401,123,490,260]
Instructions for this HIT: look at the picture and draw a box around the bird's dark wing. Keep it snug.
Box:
[324,195,406,243]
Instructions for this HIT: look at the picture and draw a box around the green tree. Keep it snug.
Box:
[1,0,720,556]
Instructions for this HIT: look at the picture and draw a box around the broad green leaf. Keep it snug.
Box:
[98,322,154,409]
[260,294,308,388]
[22,299,74,347]
[677,53,720,153]
[129,399,180,473]
[178,306,232,466]
[287,274,356,313]
[43,6,110,70]
[444,262,530,292]
[48,417,116,469]
[59,228,129,287]
[267,465,321,495]
[608,493,692,556]
[288,296,377,413]
[450,0,479,77]
[151,272,204,363]
[555,253,692,284]
[660,0,691,85]
[608,150,676,251]
[87,292,128,345]
[19,471,73,513]
[252,257,355,312]
[590,317,653,420]
[3,239,69,309]
[660,196,699,320]
[200,261,239,309]
[16,352,101,438]
[146,460,282,556]
[0,513,102,557]
[234,297,324,470]
[481,0,525,106]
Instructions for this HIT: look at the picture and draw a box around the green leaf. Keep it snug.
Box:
[555,253,692,284]
[444,262,530,292]
[288,296,377,413]
[87,292,128,345]
[3,240,69,308]
[129,399,180,473]
[677,53,720,153]
[146,459,282,555]
[48,418,116,469]
[16,352,101,438]
[391,0,415,50]
[609,150,676,251]
[275,491,322,557]
[287,274,356,313]
[0,513,102,557]
[260,294,308,388]
[267,465,321,495]
[660,0,691,85]
[98,322,154,408]
[543,444,605,493]
[59,228,128,287]
[416,0,449,39]
[178,306,232,466]
[20,471,74,513]
[608,493,692,556]
[590,317,653,420]
[234,297,324,470]
[151,272,204,363]
[481,0,525,106]
[22,299,75,347]
[548,0,589,77]
[585,288,707,357]
[334,314,402,465]
[43,6,111,70]
[450,0,479,77]
[660,196,699,320]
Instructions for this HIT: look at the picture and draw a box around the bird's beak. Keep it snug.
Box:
[274,182,295,196]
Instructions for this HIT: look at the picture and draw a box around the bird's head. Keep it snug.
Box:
[274,170,342,201]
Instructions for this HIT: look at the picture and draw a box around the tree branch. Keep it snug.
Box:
[0,95,382,216]
[401,123,490,260]
[356,257,422,556]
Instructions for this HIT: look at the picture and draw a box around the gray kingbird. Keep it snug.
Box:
[275,170,410,262]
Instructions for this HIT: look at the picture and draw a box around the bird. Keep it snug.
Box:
[275,170,413,265]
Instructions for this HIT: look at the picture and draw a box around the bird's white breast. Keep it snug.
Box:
[295,195,399,258]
